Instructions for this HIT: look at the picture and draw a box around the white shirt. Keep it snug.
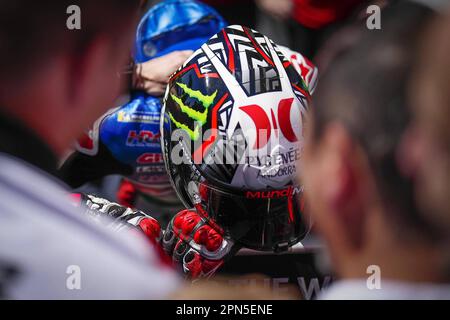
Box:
[0,154,180,299]
[320,279,450,300]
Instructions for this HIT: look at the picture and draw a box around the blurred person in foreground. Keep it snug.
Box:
[300,1,450,299]
[0,0,178,300]
[401,10,450,244]
[0,1,279,299]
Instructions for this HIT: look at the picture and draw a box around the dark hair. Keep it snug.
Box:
[312,2,441,242]
[0,0,140,82]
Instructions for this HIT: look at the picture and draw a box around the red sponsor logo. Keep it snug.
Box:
[240,98,299,149]
[127,130,161,146]
[245,185,302,199]
[136,153,164,164]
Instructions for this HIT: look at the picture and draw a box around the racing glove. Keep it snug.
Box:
[71,193,162,244]
[161,206,239,279]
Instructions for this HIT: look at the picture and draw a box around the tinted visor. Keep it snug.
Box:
[196,182,310,252]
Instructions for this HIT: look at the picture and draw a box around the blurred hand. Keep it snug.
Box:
[256,0,293,21]
[133,50,193,96]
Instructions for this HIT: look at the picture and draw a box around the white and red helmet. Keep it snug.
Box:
[161,25,315,251]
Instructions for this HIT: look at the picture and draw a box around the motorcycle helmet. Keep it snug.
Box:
[161,25,312,252]
[135,0,227,62]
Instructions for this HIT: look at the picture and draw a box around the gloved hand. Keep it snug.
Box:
[71,194,238,278]
[161,206,238,279]
[71,193,162,244]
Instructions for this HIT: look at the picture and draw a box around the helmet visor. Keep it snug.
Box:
[195,182,311,252]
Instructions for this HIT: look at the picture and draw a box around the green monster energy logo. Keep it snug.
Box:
[169,82,217,140]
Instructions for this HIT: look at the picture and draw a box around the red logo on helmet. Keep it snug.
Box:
[245,185,303,199]
[239,98,299,149]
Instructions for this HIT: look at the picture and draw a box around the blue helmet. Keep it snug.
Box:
[135,0,227,63]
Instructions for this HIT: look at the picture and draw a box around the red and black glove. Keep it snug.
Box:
[71,193,162,244]
[70,194,238,278]
[161,206,239,279]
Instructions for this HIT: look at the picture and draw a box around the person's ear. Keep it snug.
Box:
[321,123,366,251]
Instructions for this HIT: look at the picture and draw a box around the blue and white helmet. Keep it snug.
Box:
[135,0,227,63]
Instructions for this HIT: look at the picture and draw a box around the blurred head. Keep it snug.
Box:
[0,1,140,156]
[301,3,445,280]
[403,12,450,238]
